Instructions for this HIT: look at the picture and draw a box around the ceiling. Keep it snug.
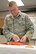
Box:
[0,0,36,11]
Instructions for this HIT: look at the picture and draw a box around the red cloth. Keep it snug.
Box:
[0,42,24,45]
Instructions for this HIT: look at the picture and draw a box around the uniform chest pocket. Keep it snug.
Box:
[19,21,25,26]
[7,21,12,27]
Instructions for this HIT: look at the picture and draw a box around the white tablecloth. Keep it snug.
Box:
[0,44,36,54]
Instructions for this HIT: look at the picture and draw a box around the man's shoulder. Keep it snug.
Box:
[20,12,28,17]
[20,12,29,20]
[5,13,13,20]
[5,13,12,18]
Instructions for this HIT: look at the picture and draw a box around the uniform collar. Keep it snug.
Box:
[15,11,21,17]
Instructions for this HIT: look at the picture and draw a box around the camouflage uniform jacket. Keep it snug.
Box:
[3,11,34,41]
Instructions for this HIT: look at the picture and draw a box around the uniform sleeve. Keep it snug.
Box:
[24,15,34,38]
[3,16,14,41]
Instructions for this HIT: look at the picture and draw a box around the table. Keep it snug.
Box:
[0,44,36,54]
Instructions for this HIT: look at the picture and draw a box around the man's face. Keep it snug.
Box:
[9,5,19,16]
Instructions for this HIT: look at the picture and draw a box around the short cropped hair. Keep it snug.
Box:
[9,1,17,7]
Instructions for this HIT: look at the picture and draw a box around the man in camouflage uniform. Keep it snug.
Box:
[3,1,34,43]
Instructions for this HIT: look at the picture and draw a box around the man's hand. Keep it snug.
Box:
[20,36,26,43]
[12,34,20,42]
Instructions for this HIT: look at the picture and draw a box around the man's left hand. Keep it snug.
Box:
[20,36,26,43]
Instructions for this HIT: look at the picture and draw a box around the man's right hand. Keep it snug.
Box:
[12,34,20,42]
